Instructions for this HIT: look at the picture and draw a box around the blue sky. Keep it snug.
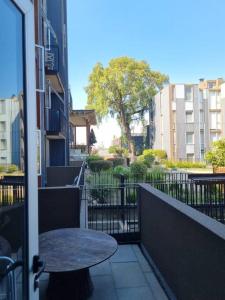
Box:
[67,0,225,109]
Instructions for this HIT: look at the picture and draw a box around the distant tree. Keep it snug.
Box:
[205,138,225,167]
[89,129,97,145]
[85,57,168,158]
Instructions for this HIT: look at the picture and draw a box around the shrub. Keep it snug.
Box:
[126,190,137,204]
[0,165,6,173]
[130,161,148,176]
[106,157,124,167]
[108,145,128,157]
[113,165,130,178]
[205,139,225,167]
[89,160,113,172]
[143,149,167,160]
[137,153,155,167]
[164,160,206,169]
[147,166,165,181]
[7,165,18,173]
[86,155,103,166]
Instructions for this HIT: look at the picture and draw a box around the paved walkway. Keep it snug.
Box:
[40,244,168,300]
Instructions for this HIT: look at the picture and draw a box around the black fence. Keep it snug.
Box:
[81,184,140,243]
[151,180,225,224]
[0,177,24,207]
[87,171,188,186]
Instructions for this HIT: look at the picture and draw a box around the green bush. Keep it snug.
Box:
[89,160,113,172]
[205,138,225,167]
[0,165,6,173]
[86,155,103,166]
[106,157,124,167]
[147,166,165,181]
[126,190,137,204]
[113,165,130,178]
[137,153,155,167]
[7,165,18,173]
[164,160,206,169]
[108,145,128,157]
[143,149,167,161]
[130,161,148,176]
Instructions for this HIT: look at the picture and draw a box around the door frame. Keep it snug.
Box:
[12,0,38,299]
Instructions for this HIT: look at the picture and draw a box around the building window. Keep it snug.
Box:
[0,121,6,131]
[0,100,6,114]
[186,132,194,144]
[200,110,204,124]
[187,153,194,162]
[210,132,220,143]
[210,112,221,129]
[208,82,216,89]
[0,139,7,150]
[186,111,194,123]
[185,86,192,101]
[209,92,220,109]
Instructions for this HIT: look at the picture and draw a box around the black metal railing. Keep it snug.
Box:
[87,171,188,186]
[47,109,66,135]
[82,183,140,243]
[151,180,225,224]
[0,177,24,207]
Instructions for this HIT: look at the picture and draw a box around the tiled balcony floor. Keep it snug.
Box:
[40,244,168,300]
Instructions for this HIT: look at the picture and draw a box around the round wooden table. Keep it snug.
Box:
[39,228,117,300]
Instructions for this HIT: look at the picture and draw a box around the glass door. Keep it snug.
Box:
[0,0,38,299]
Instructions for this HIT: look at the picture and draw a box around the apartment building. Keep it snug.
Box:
[150,78,225,161]
[35,0,70,184]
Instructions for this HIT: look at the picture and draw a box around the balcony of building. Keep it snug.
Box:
[2,169,225,299]
[70,110,97,161]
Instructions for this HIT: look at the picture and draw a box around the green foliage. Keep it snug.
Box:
[143,149,167,160]
[106,157,124,167]
[85,57,168,156]
[130,161,148,176]
[0,165,6,173]
[112,165,130,178]
[108,145,127,157]
[147,166,165,181]
[7,165,18,173]
[205,138,225,167]
[126,190,137,204]
[164,160,206,169]
[86,155,103,166]
[137,153,155,167]
[89,160,113,172]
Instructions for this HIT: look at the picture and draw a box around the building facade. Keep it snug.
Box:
[35,0,70,185]
[151,79,225,161]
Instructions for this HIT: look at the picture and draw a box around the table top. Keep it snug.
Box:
[39,228,118,273]
[191,176,225,184]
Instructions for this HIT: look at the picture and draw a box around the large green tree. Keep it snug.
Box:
[85,57,168,157]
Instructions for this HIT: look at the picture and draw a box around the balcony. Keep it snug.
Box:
[2,170,225,299]
[45,46,64,93]
[46,109,67,137]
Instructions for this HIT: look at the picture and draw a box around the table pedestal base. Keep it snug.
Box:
[46,268,93,300]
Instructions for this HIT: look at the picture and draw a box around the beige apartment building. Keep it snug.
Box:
[150,78,225,161]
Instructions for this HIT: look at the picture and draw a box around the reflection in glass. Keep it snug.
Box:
[0,1,26,299]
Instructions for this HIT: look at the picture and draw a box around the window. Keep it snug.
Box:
[210,112,221,129]
[200,131,204,147]
[185,86,192,101]
[0,100,6,114]
[0,139,7,150]
[208,82,216,89]
[186,132,194,144]
[210,132,220,143]
[186,111,194,123]
[187,153,194,162]
[209,92,220,109]
[200,110,204,123]
[0,121,6,131]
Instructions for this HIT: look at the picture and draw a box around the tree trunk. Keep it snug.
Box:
[119,107,135,160]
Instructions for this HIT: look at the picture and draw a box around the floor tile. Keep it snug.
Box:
[111,262,147,288]
[131,245,152,273]
[89,275,118,300]
[90,259,111,276]
[117,286,155,300]
[145,272,168,300]
[110,245,137,263]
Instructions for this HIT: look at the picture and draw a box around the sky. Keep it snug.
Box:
[67,0,225,147]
